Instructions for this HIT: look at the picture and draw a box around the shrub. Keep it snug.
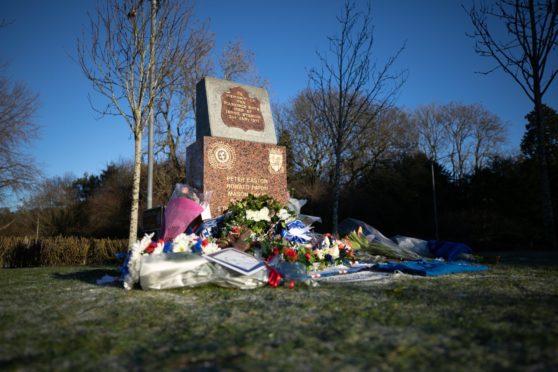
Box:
[0,236,128,268]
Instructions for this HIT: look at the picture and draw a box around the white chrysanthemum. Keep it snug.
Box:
[123,233,154,290]
[202,242,221,255]
[328,244,340,259]
[277,208,293,222]
[315,248,325,260]
[246,207,271,222]
[172,233,197,253]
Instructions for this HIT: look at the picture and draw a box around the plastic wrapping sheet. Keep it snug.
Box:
[393,235,432,257]
[288,197,322,225]
[314,271,396,284]
[139,252,268,290]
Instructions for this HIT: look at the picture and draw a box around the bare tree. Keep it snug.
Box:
[308,0,406,234]
[413,102,506,180]
[470,104,507,171]
[414,103,449,164]
[279,90,333,185]
[444,103,476,180]
[219,41,265,86]
[0,73,40,203]
[279,89,415,207]
[153,16,214,185]
[77,0,195,247]
[345,106,416,184]
[467,0,558,248]
[22,174,80,237]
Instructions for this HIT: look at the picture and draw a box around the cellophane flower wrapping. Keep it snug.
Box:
[123,233,154,290]
[160,184,206,242]
[139,252,268,290]
[122,194,364,290]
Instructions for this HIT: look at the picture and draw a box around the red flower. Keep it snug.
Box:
[273,247,280,256]
[202,239,209,247]
[287,280,295,289]
[231,226,241,234]
[145,242,157,254]
[283,247,299,262]
[305,252,312,262]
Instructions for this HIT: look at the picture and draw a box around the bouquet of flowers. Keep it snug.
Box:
[262,231,357,269]
[219,194,358,268]
[122,232,222,289]
[122,193,360,290]
[219,194,296,250]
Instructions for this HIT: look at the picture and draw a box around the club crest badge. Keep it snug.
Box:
[208,142,235,170]
[268,148,284,174]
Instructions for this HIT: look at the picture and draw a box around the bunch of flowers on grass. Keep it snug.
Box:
[122,193,360,290]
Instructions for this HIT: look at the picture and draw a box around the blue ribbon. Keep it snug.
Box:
[282,220,312,244]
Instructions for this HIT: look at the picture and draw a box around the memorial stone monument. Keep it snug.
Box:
[186,77,288,216]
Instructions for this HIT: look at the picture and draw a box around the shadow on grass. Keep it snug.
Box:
[52,268,121,286]
[493,251,558,267]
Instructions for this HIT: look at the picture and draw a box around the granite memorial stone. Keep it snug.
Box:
[195,77,277,144]
[186,77,288,215]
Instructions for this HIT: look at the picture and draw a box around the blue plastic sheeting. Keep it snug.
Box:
[372,259,488,277]
[428,240,473,261]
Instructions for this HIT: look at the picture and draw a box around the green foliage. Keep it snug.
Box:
[222,194,294,237]
[258,235,291,259]
[521,104,558,162]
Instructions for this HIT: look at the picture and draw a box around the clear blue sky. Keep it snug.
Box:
[1,0,556,185]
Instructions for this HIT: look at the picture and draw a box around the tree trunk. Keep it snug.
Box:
[529,0,557,249]
[331,146,342,236]
[534,99,557,249]
[146,0,158,210]
[128,132,143,248]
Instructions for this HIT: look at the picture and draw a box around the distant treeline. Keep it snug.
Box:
[297,152,556,251]
[1,105,557,251]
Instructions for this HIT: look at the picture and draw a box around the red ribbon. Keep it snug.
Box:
[266,264,282,288]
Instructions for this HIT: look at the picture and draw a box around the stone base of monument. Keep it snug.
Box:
[186,136,288,216]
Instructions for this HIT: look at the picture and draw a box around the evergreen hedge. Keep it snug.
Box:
[0,236,128,268]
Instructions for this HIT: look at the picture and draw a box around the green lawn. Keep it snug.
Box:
[1,253,557,371]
